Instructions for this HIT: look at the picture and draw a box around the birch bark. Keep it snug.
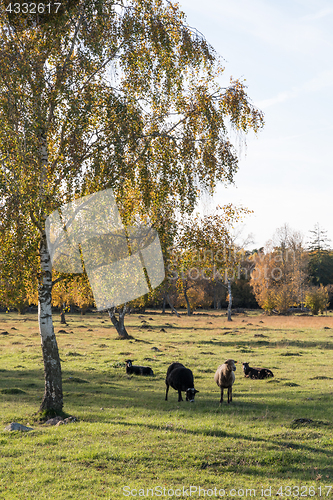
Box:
[36,130,63,412]
[38,233,63,412]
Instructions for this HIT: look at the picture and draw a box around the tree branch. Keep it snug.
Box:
[78,42,124,93]
[47,3,87,127]
[52,275,67,286]
[30,210,44,235]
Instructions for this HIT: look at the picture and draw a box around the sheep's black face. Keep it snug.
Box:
[186,388,198,402]
[242,362,249,374]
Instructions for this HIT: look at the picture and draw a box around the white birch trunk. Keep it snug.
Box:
[38,232,63,412]
[37,130,63,412]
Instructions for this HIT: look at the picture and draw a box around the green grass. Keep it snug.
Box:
[0,310,333,499]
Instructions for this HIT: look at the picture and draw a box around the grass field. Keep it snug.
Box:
[0,310,333,499]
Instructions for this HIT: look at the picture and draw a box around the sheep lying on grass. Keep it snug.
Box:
[242,362,274,379]
[165,362,198,402]
[214,359,236,404]
[125,360,154,376]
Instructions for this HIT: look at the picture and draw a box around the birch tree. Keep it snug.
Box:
[250,226,308,314]
[175,206,252,320]
[307,224,333,286]
[0,0,263,412]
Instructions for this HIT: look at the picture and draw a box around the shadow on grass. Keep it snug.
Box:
[1,368,332,442]
[196,338,333,350]
[73,417,333,480]
[1,367,332,482]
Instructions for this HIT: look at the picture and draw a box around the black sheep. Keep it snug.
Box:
[259,368,274,378]
[165,362,198,402]
[125,360,154,376]
[242,362,274,379]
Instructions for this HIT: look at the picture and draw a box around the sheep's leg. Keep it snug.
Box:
[165,384,169,401]
[228,387,232,404]
[178,390,183,402]
[220,388,224,404]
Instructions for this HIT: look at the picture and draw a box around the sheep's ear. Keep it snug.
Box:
[194,389,199,393]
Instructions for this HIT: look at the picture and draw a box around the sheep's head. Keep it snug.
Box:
[186,388,199,402]
[125,360,133,367]
[224,359,237,371]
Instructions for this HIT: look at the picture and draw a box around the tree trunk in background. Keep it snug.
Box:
[166,294,180,317]
[60,302,66,324]
[38,233,63,412]
[213,283,223,310]
[108,305,130,338]
[227,278,232,322]
[183,285,192,315]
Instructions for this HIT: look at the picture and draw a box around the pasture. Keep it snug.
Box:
[0,310,333,499]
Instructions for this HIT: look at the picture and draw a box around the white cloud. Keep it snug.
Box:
[256,69,333,108]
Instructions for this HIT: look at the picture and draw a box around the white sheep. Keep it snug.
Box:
[214,359,236,404]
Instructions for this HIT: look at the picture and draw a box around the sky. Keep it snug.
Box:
[178,0,333,249]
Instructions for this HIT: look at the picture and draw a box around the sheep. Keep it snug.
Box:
[214,359,236,404]
[165,362,198,402]
[125,359,154,376]
[242,362,274,379]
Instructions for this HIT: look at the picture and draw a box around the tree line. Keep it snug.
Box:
[1,219,332,319]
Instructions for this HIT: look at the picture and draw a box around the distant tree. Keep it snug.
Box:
[231,274,258,308]
[174,205,252,320]
[168,244,200,315]
[304,285,329,315]
[177,267,197,316]
[251,225,308,314]
[156,280,180,316]
[52,272,95,321]
[51,277,71,324]
[250,250,280,313]
[307,224,333,286]
[70,274,95,315]
[326,284,333,309]
[0,217,38,313]
[174,273,211,313]
[209,279,227,310]
[274,224,309,308]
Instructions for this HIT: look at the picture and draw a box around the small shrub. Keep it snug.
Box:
[304,285,329,315]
